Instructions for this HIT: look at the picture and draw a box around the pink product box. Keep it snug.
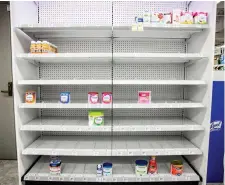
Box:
[102,92,112,104]
[88,92,99,104]
[138,91,151,104]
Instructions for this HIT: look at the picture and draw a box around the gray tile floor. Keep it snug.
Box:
[0,160,223,185]
[0,160,18,185]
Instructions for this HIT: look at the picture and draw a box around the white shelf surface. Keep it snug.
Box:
[21,117,204,132]
[19,100,204,109]
[113,24,209,39]
[22,136,202,156]
[113,53,206,64]
[19,102,112,109]
[18,79,206,85]
[17,24,112,38]
[18,80,111,85]
[113,80,206,85]
[17,53,112,64]
[24,156,200,182]
[113,100,204,109]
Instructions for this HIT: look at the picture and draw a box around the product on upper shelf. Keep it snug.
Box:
[97,164,103,176]
[135,16,144,23]
[25,91,36,104]
[138,91,151,104]
[148,156,158,174]
[29,40,58,54]
[102,92,112,104]
[135,160,148,176]
[135,16,144,31]
[60,92,70,103]
[30,41,36,53]
[172,9,181,24]
[88,111,104,126]
[42,41,50,53]
[170,160,183,176]
[180,11,193,24]
[36,41,42,53]
[193,12,208,24]
[163,13,172,24]
[151,12,164,23]
[49,156,61,175]
[88,92,99,104]
[143,10,151,23]
[103,162,112,176]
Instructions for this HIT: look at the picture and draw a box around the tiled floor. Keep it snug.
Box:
[0,160,223,185]
[0,160,18,185]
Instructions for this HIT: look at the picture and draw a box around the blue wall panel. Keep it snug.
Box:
[207,81,224,183]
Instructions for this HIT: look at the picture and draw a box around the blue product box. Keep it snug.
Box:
[60,92,70,103]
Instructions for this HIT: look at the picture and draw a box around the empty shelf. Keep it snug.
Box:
[22,136,202,156]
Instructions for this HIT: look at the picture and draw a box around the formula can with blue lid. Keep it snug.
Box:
[103,162,112,176]
[135,160,148,176]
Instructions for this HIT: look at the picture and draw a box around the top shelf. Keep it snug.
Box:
[113,24,209,39]
[17,24,209,39]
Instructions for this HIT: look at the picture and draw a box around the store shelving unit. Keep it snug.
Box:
[10,1,216,185]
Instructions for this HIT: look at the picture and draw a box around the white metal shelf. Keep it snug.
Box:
[113,24,209,39]
[17,53,206,64]
[18,24,208,39]
[21,117,204,132]
[22,136,202,156]
[113,80,206,85]
[17,24,113,38]
[17,53,112,64]
[19,100,204,109]
[18,80,111,85]
[113,100,204,109]
[113,53,207,64]
[24,156,200,182]
[19,102,112,109]
[18,80,205,85]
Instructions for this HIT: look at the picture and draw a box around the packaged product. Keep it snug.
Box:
[88,111,104,126]
[30,41,36,53]
[42,41,49,53]
[151,12,164,23]
[135,160,148,176]
[88,92,99,104]
[60,92,70,104]
[138,91,151,104]
[163,13,172,24]
[170,160,183,176]
[49,156,61,175]
[148,156,158,174]
[97,164,103,176]
[102,92,112,104]
[137,22,144,31]
[193,12,208,24]
[172,9,181,24]
[132,23,138,31]
[180,11,194,24]
[25,91,36,104]
[143,10,151,23]
[36,41,42,53]
[135,16,143,23]
[103,162,112,176]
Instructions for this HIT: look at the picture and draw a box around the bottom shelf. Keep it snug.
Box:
[24,156,200,182]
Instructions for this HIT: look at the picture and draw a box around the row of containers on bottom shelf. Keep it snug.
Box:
[50,156,182,176]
